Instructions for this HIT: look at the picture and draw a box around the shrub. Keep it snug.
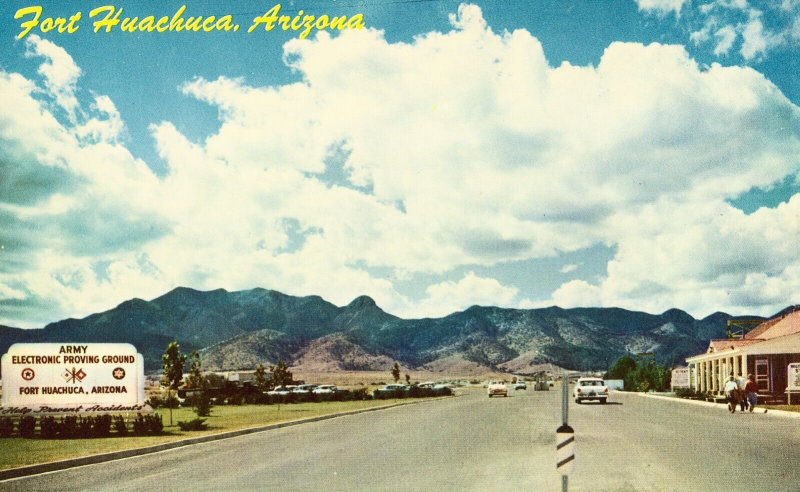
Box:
[177,418,208,431]
[133,414,148,435]
[147,414,164,434]
[347,388,369,401]
[60,416,79,439]
[113,416,128,436]
[19,416,36,438]
[78,417,94,438]
[0,417,14,437]
[40,416,59,439]
[93,415,112,437]
[226,394,243,406]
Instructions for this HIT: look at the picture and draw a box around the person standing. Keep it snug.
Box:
[724,375,739,413]
[745,373,759,413]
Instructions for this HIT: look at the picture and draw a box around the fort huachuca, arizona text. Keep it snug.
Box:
[14,3,366,39]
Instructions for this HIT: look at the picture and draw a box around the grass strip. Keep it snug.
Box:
[0,399,413,471]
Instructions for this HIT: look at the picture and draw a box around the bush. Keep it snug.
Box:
[40,416,59,439]
[78,417,94,438]
[93,415,112,437]
[349,388,370,401]
[19,416,36,438]
[133,415,148,435]
[0,417,13,437]
[147,414,164,434]
[114,416,128,436]
[177,418,208,431]
[60,415,79,439]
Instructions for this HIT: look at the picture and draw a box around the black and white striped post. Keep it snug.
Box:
[557,370,575,491]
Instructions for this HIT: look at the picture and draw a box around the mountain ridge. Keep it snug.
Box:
[0,286,779,373]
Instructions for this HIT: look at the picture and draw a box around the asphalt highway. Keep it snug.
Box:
[2,388,799,491]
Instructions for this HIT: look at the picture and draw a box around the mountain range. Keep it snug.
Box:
[0,287,770,374]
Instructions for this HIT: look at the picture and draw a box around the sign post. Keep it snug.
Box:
[557,370,575,491]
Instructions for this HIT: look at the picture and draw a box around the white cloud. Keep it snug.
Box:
[1,4,800,326]
[635,0,690,15]
[714,25,738,54]
[407,272,520,318]
[560,264,578,274]
[24,35,81,121]
[551,280,603,308]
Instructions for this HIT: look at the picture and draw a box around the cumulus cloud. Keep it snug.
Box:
[407,272,520,318]
[1,4,800,326]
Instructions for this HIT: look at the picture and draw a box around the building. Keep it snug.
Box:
[685,309,800,403]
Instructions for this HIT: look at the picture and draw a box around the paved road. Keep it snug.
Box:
[2,388,799,491]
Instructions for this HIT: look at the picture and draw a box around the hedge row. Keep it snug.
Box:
[0,414,163,439]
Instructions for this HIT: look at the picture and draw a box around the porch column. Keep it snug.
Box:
[700,362,706,392]
[733,354,740,378]
[711,359,716,393]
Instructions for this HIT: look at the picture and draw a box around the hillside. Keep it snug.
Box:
[0,286,754,373]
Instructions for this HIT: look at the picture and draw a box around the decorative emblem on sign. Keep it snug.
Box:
[63,367,87,384]
[21,367,35,381]
[113,367,126,380]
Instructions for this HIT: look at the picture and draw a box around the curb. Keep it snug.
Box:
[630,392,800,419]
[0,397,445,482]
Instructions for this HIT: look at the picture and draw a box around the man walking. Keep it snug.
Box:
[745,374,760,413]
[724,375,739,413]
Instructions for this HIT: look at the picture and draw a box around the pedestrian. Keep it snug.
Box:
[723,375,739,413]
[736,374,748,411]
[744,373,759,413]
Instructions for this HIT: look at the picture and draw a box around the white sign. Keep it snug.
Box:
[671,367,690,389]
[788,363,800,392]
[1,343,145,409]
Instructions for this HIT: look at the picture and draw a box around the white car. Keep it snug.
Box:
[312,385,338,394]
[291,384,317,394]
[487,381,508,397]
[513,381,527,390]
[573,377,609,404]
[267,385,296,396]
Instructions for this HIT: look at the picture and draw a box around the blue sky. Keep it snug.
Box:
[0,0,798,327]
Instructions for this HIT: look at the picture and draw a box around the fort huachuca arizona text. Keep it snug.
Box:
[14,3,366,39]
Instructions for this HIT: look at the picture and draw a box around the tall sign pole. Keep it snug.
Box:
[557,370,575,491]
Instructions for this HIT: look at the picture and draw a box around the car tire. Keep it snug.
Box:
[575,398,581,404]
[600,399,607,404]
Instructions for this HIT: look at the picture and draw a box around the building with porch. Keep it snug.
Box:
[685,309,800,403]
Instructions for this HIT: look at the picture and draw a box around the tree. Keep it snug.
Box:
[404,373,411,385]
[162,341,187,426]
[391,362,400,383]
[606,355,637,381]
[254,363,271,392]
[188,351,212,417]
[270,359,293,387]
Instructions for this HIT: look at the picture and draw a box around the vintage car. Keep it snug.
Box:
[487,380,508,397]
[573,377,609,404]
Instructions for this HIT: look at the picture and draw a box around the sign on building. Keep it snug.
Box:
[671,367,690,389]
[788,363,800,392]
[1,343,146,413]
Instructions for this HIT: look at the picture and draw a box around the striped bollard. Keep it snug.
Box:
[556,423,575,475]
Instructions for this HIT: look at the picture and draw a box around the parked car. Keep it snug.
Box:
[312,385,339,394]
[418,381,436,389]
[487,381,508,397]
[373,384,410,398]
[292,384,317,394]
[267,385,296,396]
[573,377,609,404]
[513,381,527,390]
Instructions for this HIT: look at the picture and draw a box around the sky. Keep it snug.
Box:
[0,0,798,328]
